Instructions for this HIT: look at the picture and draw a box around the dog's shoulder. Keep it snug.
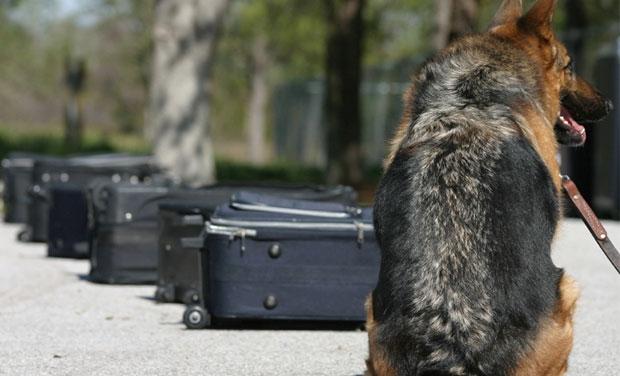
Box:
[373,134,563,374]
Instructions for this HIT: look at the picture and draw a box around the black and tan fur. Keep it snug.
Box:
[367,1,612,375]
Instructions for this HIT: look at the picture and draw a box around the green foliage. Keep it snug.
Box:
[0,0,618,173]
[0,2,64,122]
[365,0,435,64]
[233,0,326,78]
[76,0,155,134]
[0,126,325,183]
[211,0,327,140]
[216,159,325,184]
[0,128,116,160]
[0,0,154,134]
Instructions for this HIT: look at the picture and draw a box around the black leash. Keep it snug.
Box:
[561,175,620,275]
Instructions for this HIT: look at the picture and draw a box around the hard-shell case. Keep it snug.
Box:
[182,192,380,329]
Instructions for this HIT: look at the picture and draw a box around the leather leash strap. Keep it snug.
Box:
[561,175,620,275]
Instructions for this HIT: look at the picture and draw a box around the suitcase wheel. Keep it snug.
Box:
[17,228,32,242]
[181,289,200,305]
[154,286,174,302]
[183,305,210,329]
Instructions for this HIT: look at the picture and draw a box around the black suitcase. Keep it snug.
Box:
[23,154,156,243]
[48,175,171,259]
[89,182,358,285]
[47,183,91,258]
[155,184,358,303]
[88,182,199,284]
[1,153,46,224]
[182,192,380,329]
[155,202,214,304]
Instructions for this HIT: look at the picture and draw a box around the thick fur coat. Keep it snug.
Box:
[367,1,612,375]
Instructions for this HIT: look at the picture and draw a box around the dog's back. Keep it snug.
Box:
[370,35,563,375]
[368,0,612,374]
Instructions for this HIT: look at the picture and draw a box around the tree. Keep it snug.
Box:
[148,0,230,186]
[324,0,365,186]
[93,0,155,134]
[219,0,326,165]
[245,35,269,164]
[434,0,480,50]
[63,56,86,150]
[233,1,274,165]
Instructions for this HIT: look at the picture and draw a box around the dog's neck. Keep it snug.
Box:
[518,105,562,192]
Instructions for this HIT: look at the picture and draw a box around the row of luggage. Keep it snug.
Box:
[1,152,380,329]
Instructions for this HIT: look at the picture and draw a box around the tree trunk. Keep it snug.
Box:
[434,0,479,50]
[64,57,86,151]
[148,0,230,186]
[246,36,269,164]
[324,0,365,186]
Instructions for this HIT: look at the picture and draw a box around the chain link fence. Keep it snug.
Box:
[273,80,408,168]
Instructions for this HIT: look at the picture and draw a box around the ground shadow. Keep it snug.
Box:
[138,294,157,302]
[189,318,366,332]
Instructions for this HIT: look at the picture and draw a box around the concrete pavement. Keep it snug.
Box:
[0,219,618,375]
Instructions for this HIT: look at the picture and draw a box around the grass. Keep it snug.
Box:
[0,125,153,157]
[0,127,331,183]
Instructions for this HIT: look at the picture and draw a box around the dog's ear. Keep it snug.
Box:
[521,0,558,39]
[489,0,523,29]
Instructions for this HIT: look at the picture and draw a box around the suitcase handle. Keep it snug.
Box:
[181,215,204,226]
[89,184,111,213]
[181,236,205,249]
[28,185,48,201]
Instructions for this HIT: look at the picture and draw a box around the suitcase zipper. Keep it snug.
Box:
[207,219,372,247]
[209,218,372,232]
[206,223,258,253]
[230,202,360,219]
[206,222,258,237]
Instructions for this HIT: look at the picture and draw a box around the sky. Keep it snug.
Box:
[9,0,101,30]
[57,0,82,18]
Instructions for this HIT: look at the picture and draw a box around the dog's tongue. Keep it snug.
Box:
[560,106,586,142]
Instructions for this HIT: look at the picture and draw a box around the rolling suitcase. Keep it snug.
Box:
[23,154,156,243]
[1,153,47,224]
[47,184,91,258]
[156,202,217,304]
[155,184,358,303]
[47,174,171,259]
[88,182,202,284]
[182,192,380,329]
[89,182,357,285]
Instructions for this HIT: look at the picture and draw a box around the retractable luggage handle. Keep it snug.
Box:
[180,214,204,226]
[180,214,208,249]
[181,235,206,250]
[230,190,362,218]
[561,175,620,275]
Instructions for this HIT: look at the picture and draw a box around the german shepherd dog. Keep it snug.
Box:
[367,0,613,375]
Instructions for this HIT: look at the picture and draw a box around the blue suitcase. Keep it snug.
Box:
[155,184,357,304]
[182,192,380,329]
[47,183,90,258]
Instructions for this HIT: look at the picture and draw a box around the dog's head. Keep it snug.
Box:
[490,0,613,146]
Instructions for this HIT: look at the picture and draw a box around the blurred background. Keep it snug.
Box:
[0,0,618,215]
